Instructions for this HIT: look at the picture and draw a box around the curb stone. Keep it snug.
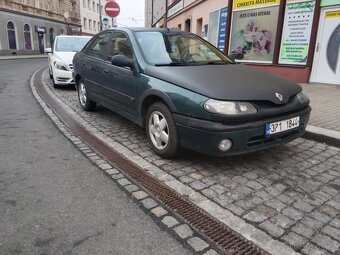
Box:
[304,125,340,149]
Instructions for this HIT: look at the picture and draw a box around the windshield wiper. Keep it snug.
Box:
[206,61,228,65]
[155,62,192,66]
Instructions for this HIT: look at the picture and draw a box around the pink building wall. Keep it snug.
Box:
[167,0,227,35]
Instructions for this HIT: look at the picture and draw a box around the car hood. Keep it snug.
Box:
[54,51,77,65]
[144,64,301,104]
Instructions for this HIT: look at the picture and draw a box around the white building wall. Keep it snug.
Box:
[80,0,116,35]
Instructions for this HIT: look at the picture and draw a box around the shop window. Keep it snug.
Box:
[208,10,219,46]
[203,24,208,40]
[24,24,32,50]
[185,19,191,32]
[229,0,280,63]
[7,21,17,50]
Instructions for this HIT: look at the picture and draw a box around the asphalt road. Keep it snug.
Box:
[0,59,192,255]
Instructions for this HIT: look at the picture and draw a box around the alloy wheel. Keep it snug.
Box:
[79,82,87,107]
[148,111,169,150]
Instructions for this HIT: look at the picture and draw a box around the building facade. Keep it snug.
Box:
[146,0,340,85]
[80,0,116,35]
[0,0,81,55]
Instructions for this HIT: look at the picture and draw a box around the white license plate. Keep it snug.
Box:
[266,116,300,135]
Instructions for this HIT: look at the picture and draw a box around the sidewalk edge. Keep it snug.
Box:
[0,55,47,60]
[304,125,340,148]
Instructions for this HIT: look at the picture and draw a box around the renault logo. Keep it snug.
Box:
[275,93,283,102]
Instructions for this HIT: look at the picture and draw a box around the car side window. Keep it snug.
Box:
[107,32,134,61]
[86,33,111,60]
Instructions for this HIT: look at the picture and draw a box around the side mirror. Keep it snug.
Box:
[111,55,134,68]
[45,48,52,54]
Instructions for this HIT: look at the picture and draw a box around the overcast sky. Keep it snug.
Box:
[114,0,145,27]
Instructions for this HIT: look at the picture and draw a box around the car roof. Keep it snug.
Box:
[107,27,188,34]
[56,35,92,38]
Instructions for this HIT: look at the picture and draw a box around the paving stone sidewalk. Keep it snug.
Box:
[301,83,340,133]
[43,71,340,255]
[0,54,47,60]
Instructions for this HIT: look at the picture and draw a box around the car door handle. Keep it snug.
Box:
[103,69,113,76]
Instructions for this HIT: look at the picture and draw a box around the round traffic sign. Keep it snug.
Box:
[102,17,109,25]
[105,1,120,18]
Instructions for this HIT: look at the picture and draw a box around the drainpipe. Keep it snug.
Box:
[99,0,102,31]
[164,0,168,28]
[151,0,154,27]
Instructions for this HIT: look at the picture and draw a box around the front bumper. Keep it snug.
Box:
[174,106,311,156]
[53,68,74,85]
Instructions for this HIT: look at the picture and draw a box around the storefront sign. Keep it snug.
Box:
[35,25,46,33]
[217,7,228,52]
[326,10,340,18]
[229,0,280,63]
[168,0,183,17]
[279,0,316,65]
[233,0,280,10]
[321,0,340,7]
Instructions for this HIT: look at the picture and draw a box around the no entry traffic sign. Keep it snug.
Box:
[105,1,120,18]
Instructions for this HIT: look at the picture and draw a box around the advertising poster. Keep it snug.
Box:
[279,0,316,65]
[217,7,228,52]
[229,0,281,63]
[321,0,340,7]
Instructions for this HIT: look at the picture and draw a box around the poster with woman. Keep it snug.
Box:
[229,0,281,63]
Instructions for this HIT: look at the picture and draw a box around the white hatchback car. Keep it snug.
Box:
[45,35,92,88]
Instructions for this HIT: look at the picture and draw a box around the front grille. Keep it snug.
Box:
[247,126,303,148]
[56,77,69,82]
[253,95,296,108]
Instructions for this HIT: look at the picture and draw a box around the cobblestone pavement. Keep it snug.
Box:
[301,83,340,132]
[44,72,340,255]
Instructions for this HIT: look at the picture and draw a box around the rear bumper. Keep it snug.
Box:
[174,106,311,156]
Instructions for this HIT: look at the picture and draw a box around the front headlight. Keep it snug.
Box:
[296,92,309,104]
[54,61,68,71]
[204,99,257,115]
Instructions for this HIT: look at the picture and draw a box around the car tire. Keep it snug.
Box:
[52,77,59,89]
[146,102,180,158]
[49,67,53,79]
[78,79,96,111]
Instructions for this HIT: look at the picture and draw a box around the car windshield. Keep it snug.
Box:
[135,31,232,66]
[55,37,91,52]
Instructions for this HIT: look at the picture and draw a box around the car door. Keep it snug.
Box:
[81,32,111,102]
[101,31,138,117]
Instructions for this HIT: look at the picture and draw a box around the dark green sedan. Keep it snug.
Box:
[72,28,311,158]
